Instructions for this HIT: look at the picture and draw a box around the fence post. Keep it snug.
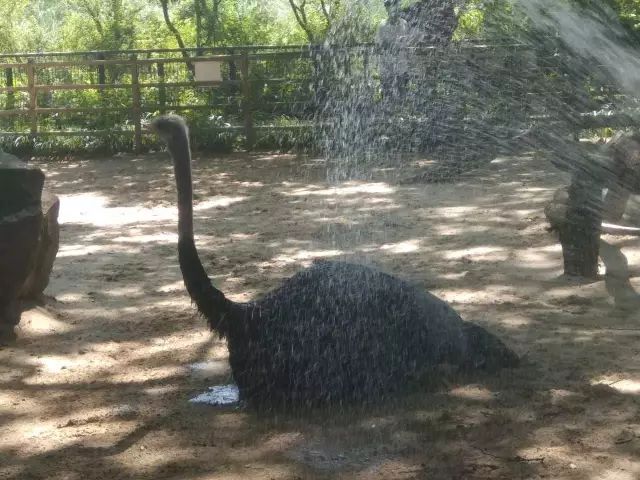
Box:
[157,61,166,114]
[96,53,108,129]
[26,60,37,135]
[240,52,255,149]
[5,67,14,111]
[131,56,142,153]
[97,52,106,84]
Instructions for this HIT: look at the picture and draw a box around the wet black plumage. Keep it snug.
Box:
[150,114,519,409]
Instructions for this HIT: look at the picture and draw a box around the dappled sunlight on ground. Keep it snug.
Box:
[592,378,640,394]
[59,192,177,226]
[284,182,396,197]
[264,249,346,268]
[2,150,640,479]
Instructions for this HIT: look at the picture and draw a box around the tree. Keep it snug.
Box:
[0,0,63,52]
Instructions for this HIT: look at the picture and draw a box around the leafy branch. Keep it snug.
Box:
[158,0,193,72]
[289,0,316,43]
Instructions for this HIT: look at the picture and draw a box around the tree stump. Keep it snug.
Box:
[0,161,44,342]
[561,176,603,278]
[545,177,602,279]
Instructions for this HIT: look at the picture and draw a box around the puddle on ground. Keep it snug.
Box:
[189,384,240,406]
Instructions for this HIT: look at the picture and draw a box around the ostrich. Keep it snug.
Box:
[150,114,519,409]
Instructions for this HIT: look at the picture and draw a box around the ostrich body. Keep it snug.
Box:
[151,115,519,409]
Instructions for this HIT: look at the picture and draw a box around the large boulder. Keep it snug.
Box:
[607,131,640,191]
[0,156,59,343]
[602,132,640,222]
[0,160,44,341]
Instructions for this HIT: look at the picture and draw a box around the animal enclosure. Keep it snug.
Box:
[3,5,640,478]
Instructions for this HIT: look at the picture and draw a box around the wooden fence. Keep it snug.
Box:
[0,46,318,151]
[0,44,635,153]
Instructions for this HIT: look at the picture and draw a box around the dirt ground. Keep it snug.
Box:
[1,148,640,480]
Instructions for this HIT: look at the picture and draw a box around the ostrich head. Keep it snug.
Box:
[148,115,189,145]
[148,114,194,239]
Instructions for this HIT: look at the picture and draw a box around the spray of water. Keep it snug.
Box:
[514,0,640,95]
[513,1,640,276]
[313,1,530,186]
[308,0,640,277]
[190,0,640,412]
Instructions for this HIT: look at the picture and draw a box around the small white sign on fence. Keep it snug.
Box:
[194,61,222,82]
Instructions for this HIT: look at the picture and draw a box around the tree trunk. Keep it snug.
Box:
[558,174,602,278]
[160,0,194,74]
[195,0,203,54]
[401,0,461,45]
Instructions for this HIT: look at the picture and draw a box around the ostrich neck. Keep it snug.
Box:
[165,127,235,336]
[169,135,194,239]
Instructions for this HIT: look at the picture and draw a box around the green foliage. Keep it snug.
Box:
[609,0,640,38]
[216,2,299,45]
[456,6,485,38]
[0,0,635,54]
[0,0,391,54]
[0,0,63,52]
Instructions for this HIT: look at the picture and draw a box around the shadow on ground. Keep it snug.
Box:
[1,150,639,479]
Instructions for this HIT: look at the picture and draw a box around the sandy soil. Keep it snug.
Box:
[1,149,640,480]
